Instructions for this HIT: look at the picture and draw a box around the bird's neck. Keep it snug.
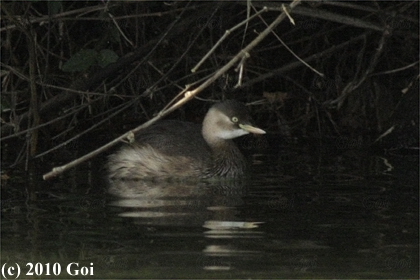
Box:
[206,140,247,178]
[202,111,247,177]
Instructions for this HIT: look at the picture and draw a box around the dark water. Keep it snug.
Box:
[1,139,418,279]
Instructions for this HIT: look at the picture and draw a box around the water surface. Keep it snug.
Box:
[1,138,418,278]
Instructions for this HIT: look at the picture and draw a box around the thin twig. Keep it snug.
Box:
[191,6,268,73]
[107,11,134,47]
[282,4,295,25]
[329,30,388,109]
[34,101,134,159]
[267,5,384,32]
[42,0,302,180]
[0,100,96,141]
[241,31,373,88]
[1,4,112,32]
[143,2,216,97]
[252,5,324,78]
[234,53,249,88]
[371,60,419,76]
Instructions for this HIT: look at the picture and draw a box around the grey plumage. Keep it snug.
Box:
[107,100,265,180]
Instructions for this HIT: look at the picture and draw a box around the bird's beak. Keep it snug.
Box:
[239,124,266,134]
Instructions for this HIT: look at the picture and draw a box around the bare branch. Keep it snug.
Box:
[43,0,303,180]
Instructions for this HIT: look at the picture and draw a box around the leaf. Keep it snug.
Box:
[62,49,99,72]
[98,49,119,68]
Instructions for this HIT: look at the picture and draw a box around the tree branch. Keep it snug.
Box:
[43,0,302,180]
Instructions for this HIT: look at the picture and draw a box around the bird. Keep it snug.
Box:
[107,100,266,180]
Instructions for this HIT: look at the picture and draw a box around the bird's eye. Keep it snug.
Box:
[231,116,238,123]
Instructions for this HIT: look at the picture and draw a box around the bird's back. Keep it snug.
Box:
[135,120,211,160]
[108,120,212,180]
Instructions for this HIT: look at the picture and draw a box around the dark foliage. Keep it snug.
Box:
[1,1,418,170]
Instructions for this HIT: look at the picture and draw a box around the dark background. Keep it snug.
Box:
[1,0,418,172]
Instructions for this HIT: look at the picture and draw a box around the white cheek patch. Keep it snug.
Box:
[217,128,249,139]
[210,111,249,139]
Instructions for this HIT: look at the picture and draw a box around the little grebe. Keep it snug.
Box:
[107,100,266,180]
